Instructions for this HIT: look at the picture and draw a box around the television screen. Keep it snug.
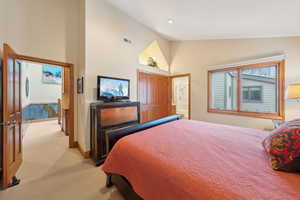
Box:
[98,76,130,100]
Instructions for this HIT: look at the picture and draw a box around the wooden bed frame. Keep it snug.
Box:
[105,115,181,200]
[106,174,143,200]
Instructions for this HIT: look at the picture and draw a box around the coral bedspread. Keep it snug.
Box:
[102,120,300,200]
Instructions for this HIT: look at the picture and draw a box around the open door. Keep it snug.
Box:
[2,44,22,189]
[170,74,191,119]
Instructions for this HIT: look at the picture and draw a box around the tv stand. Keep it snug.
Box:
[90,101,140,165]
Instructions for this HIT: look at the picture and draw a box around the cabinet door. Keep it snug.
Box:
[138,72,171,123]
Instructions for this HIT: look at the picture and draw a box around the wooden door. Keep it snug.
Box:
[138,72,171,123]
[2,44,23,189]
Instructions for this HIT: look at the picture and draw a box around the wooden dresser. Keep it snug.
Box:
[90,101,140,166]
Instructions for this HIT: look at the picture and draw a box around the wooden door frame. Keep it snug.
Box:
[15,53,76,148]
[170,73,191,120]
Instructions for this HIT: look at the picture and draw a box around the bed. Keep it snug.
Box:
[102,115,300,200]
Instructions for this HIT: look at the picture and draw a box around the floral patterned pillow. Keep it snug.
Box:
[262,119,300,172]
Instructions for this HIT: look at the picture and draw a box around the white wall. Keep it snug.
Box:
[81,0,171,150]
[21,61,62,108]
[171,37,300,130]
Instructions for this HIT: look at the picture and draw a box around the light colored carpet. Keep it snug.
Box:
[0,120,124,200]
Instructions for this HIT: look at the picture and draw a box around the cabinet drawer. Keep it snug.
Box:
[100,106,138,127]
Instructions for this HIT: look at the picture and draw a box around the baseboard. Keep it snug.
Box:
[75,141,91,159]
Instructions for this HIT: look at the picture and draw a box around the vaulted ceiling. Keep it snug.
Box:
[106,0,300,40]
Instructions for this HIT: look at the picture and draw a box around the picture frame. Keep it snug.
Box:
[42,66,62,84]
[77,77,84,94]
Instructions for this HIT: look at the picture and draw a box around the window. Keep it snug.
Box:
[210,71,237,110]
[208,61,284,119]
[242,86,262,102]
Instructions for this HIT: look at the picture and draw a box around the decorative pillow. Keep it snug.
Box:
[263,119,300,172]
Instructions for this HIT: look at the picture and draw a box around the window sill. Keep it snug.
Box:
[208,109,284,120]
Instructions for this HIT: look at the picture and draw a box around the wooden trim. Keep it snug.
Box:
[170,73,191,119]
[76,141,91,159]
[209,61,281,73]
[168,76,172,115]
[171,73,191,78]
[207,71,211,113]
[58,98,61,125]
[207,60,285,120]
[237,70,241,112]
[188,74,191,119]
[14,52,76,148]
[208,55,286,69]
[15,54,72,67]
[136,69,170,77]
[207,109,284,120]
[279,60,285,120]
[68,64,75,148]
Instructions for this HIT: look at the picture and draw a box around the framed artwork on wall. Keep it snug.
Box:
[77,77,84,94]
[42,66,62,84]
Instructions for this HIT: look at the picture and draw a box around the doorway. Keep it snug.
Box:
[137,71,191,122]
[21,61,63,124]
[170,74,191,119]
[1,44,75,189]
[19,61,65,184]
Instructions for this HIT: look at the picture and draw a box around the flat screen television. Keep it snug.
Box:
[97,76,130,101]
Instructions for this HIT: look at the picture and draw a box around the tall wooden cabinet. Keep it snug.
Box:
[90,101,140,166]
[138,72,171,123]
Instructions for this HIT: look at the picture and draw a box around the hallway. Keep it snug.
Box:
[0,120,123,200]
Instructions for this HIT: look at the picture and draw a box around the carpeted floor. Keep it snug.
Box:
[0,120,124,200]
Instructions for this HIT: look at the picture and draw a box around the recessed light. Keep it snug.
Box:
[167,19,174,24]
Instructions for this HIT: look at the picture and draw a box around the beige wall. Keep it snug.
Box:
[171,37,300,129]
[2,0,82,141]
[80,0,171,151]
[0,0,6,54]
[139,40,169,71]
[77,0,86,153]
[5,0,298,151]
[1,0,170,152]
